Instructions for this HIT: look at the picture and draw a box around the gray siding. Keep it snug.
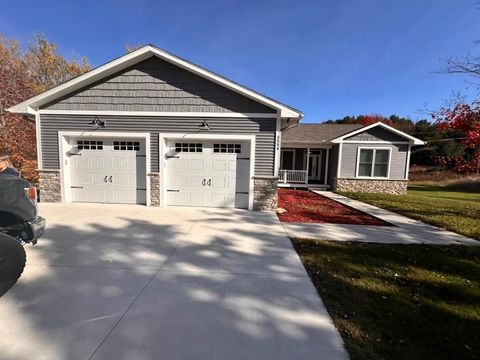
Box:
[41,57,275,114]
[345,127,408,142]
[40,114,276,176]
[340,143,408,180]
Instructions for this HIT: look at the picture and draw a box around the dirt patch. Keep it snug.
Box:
[277,189,390,226]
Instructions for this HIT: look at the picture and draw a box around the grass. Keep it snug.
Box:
[339,182,480,240]
[292,239,480,360]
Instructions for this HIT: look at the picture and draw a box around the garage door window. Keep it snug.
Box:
[113,141,140,151]
[175,143,203,153]
[213,144,241,154]
[77,140,103,150]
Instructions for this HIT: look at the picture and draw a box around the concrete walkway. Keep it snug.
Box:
[0,203,348,360]
[282,191,479,245]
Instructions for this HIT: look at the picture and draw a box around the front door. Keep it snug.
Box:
[308,153,321,181]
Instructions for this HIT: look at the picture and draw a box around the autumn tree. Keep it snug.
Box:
[0,33,90,181]
[434,101,480,174]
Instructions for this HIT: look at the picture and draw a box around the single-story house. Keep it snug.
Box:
[280,122,424,194]
[9,45,424,210]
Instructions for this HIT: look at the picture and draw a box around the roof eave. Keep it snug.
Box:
[330,122,425,146]
[8,45,302,118]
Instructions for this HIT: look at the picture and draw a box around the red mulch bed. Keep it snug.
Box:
[277,189,391,226]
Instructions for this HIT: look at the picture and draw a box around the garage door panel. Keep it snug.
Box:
[70,138,146,205]
[212,160,227,171]
[166,141,248,209]
[190,159,205,170]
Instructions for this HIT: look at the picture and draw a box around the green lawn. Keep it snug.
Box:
[339,183,480,240]
[292,239,480,360]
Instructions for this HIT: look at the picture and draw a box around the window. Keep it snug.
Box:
[77,140,103,150]
[213,143,241,154]
[175,143,203,153]
[280,149,295,170]
[357,148,390,178]
[113,141,140,151]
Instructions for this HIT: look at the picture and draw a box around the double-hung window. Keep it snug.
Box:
[357,148,390,178]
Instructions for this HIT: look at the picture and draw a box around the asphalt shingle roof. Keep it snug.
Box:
[281,123,365,143]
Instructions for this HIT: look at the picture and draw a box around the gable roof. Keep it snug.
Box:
[331,122,425,145]
[8,45,302,118]
[282,123,364,143]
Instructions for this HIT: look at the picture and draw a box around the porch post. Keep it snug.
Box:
[305,147,310,184]
[324,148,330,185]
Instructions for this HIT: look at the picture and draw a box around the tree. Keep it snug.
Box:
[434,101,480,174]
[0,33,90,182]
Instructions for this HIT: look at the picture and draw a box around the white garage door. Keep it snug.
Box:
[69,138,147,204]
[166,141,250,208]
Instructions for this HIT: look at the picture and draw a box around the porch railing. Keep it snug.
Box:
[279,169,308,184]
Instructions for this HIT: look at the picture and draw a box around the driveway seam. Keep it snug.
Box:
[87,214,204,360]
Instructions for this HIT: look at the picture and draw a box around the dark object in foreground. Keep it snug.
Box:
[0,174,45,296]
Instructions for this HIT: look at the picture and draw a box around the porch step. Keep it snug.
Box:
[308,184,330,190]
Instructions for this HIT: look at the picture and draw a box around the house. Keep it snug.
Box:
[280,122,424,194]
[9,45,423,211]
[8,45,302,211]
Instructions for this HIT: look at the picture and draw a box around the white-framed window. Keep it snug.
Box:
[213,143,241,154]
[356,147,391,178]
[174,143,203,153]
[113,141,140,151]
[77,140,103,150]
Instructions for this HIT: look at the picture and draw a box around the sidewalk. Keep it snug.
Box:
[281,191,479,246]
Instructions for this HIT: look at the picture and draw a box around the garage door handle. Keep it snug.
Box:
[207,179,212,186]
[202,179,206,186]
[109,176,113,183]
[104,176,108,183]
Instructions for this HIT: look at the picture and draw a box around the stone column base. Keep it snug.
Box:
[333,178,408,195]
[148,172,160,206]
[253,176,278,211]
[38,170,62,202]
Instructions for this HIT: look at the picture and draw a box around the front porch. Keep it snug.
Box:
[279,147,331,189]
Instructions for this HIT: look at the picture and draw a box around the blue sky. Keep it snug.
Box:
[1,0,479,122]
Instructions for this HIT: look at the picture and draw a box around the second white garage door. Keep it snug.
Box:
[166,141,250,208]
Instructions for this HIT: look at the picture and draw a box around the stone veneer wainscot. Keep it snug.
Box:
[38,170,62,202]
[333,178,408,195]
[148,172,160,206]
[253,176,278,211]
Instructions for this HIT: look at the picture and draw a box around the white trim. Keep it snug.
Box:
[306,148,310,180]
[280,142,332,149]
[158,132,256,211]
[280,149,296,170]
[337,143,343,178]
[35,113,43,169]
[340,140,410,144]
[274,113,281,176]
[37,109,277,118]
[324,148,329,185]
[355,147,392,179]
[57,131,151,206]
[405,144,412,180]
[8,45,302,119]
[331,122,425,145]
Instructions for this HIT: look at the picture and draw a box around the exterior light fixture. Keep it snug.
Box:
[89,116,106,128]
[198,120,210,130]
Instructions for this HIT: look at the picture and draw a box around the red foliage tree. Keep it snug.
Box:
[434,101,480,174]
[0,34,90,182]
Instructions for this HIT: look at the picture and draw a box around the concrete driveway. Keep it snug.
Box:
[0,203,347,360]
